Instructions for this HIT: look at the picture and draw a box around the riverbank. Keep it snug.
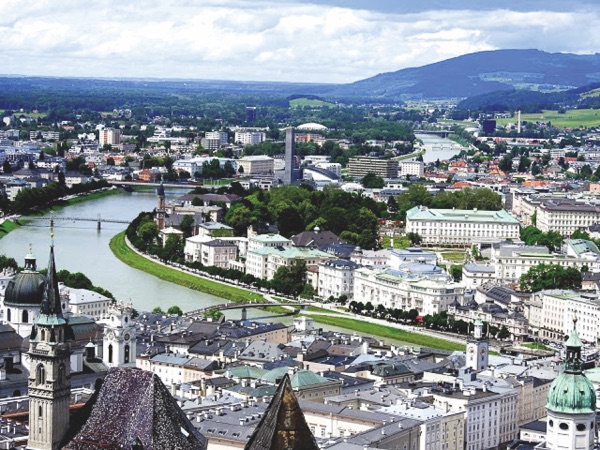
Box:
[109,231,273,306]
[0,220,18,240]
[111,231,465,351]
[305,314,465,352]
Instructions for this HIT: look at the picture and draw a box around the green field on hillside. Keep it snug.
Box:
[289,98,335,108]
[495,109,600,128]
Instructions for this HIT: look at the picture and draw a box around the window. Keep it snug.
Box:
[559,423,569,430]
[22,310,28,323]
[36,364,45,385]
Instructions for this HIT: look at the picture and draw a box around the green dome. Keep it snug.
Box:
[546,371,597,414]
[4,271,46,306]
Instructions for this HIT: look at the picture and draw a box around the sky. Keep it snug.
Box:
[1,0,600,84]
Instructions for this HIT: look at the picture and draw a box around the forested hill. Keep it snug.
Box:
[325,49,600,100]
[456,83,600,112]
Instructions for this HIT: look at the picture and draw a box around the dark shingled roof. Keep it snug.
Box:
[244,374,319,450]
[63,367,207,450]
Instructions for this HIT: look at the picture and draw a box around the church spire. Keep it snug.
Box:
[40,243,63,317]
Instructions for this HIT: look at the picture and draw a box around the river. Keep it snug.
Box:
[415,133,465,163]
[0,189,431,348]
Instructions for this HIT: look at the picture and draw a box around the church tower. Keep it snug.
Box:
[102,302,136,368]
[155,180,166,230]
[545,318,596,450]
[27,243,71,450]
[466,317,489,370]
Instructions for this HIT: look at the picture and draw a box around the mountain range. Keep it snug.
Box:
[323,49,600,100]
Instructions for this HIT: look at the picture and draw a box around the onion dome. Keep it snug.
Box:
[4,251,46,306]
[546,319,596,414]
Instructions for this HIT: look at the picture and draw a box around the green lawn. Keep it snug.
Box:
[289,98,335,108]
[441,251,466,262]
[381,235,411,249]
[0,220,18,240]
[109,231,267,308]
[495,108,600,129]
[304,305,342,315]
[521,342,552,352]
[306,315,465,351]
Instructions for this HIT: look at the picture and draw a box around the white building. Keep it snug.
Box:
[99,128,121,146]
[317,259,359,301]
[62,286,111,320]
[405,206,521,247]
[399,160,424,178]
[234,131,265,146]
[199,240,238,268]
[353,267,465,316]
[432,387,519,450]
[205,131,228,146]
[525,290,600,343]
[246,246,334,281]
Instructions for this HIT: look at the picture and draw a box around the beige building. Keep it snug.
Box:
[99,127,121,146]
[200,240,238,268]
[237,155,274,175]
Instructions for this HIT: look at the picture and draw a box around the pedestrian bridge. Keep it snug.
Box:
[25,215,130,230]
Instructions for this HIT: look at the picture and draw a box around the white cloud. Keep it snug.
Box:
[0,1,599,83]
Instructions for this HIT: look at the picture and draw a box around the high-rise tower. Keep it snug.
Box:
[155,179,166,230]
[27,243,72,450]
[102,302,136,368]
[284,127,295,185]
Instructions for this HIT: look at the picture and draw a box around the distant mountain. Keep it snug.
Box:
[325,49,600,100]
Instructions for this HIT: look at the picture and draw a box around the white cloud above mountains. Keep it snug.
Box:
[1,0,600,83]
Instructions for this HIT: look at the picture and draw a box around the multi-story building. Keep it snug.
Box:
[317,259,359,301]
[204,131,228,146]
[62,286,111,320]
[30,130,61,140]
[99,128,121,146]
[200,240,238,268]
[432,387,519,450]
[246,246,335,281]
[234,131,265,146]
[248,233,291,252]
[399,160,424,178]
[525,290,600,343]
[536,198,600,236]
[236,155,274,175]
[405,206,520,247]
[348,157,399,179]
[353,267,464,316]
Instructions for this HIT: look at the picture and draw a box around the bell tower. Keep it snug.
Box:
[102,302,136,368]
[466,317,489,371]
[27,242,71,450]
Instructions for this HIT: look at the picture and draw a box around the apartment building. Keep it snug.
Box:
[399,160,424,178]
[246,246,334,281]
[99,128,121,146]
[348,157,399,179]
[234,131,265,146]
[525,290,600,343]
[536,198,600,236]
[405,206,520,247]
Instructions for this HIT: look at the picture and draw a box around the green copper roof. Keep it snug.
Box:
[547,321,596,414]
[546,373,596,414]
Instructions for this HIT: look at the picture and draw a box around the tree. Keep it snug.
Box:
[361,172,385,189]
[497,325,510,340]
[167,305,183,316]
[152,307,164,314]
[137,221,159,244]
[270,260,307,296]
[519,264,582,292]
[2,160,11,174]
[107,157,115,166]
[404,230,422,246]
[179,215,195,238]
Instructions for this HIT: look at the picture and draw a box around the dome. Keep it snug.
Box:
[4,271,46,306]
[4,252,47,306]
[296,122,328,131]
[546,372,596,414]
[547,323,597,415]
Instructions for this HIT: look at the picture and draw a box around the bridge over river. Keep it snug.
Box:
[185,301,313,321]
[23,215,130,230]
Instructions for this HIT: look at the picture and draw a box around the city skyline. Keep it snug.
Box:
[1,0,600,84]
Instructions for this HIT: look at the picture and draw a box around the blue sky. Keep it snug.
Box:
[1,0,599,83]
